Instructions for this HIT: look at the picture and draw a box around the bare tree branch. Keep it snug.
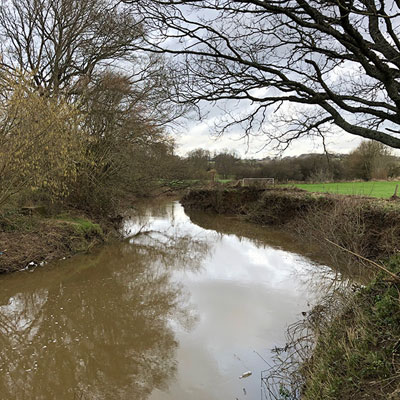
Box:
[125,0,400,148]
[0,0,143,93]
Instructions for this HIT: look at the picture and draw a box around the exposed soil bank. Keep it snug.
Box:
[0,209,119,274]
[181,187,400,261]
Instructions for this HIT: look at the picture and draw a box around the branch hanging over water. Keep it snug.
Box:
[325,238,400,282]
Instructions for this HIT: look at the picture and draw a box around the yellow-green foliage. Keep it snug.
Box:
[0,72,85,205]
[0,70,177,214]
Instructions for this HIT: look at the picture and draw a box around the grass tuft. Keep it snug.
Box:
[55,214,103,237]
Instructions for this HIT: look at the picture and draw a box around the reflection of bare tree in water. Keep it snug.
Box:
[188,208,366,294]
[123,199,181,238]
[183,207,366,400]
[0,230,210,399]
[131,231,212,275]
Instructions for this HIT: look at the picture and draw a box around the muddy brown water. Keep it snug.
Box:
[0,200,335,400]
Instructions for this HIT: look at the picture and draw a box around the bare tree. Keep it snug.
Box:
[127,0,400,149]
[214,150,238,178]
[0,0,143,93]
[185,148,211,178]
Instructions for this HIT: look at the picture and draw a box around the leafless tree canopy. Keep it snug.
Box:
[0,0,184,125]
[0,0,142,92]
[128,0,400,149]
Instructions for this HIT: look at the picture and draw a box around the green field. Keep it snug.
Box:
[290,181,400,199]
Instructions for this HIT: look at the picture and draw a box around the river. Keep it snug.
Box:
[0,199,334,399]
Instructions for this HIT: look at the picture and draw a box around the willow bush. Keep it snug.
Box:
[0,69,178,215]
[0,73,85,207]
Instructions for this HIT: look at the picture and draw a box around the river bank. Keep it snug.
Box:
[181,187,400,262]
[0,177,193,274]
[0,187,187,274]
[0,206,118,274]
[181,187,400,399]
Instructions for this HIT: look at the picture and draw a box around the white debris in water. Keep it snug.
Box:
[239,371,252,379]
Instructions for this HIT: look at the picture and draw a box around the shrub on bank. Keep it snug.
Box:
[302,257,400,400]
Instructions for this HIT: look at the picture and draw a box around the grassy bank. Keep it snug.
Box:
[0,207,112,273]
[264,260,400,400]
[181,187,400,399]
[301,260,400,400]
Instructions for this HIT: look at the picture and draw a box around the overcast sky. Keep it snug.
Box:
[139,5,400,159]
[173,104,366,159]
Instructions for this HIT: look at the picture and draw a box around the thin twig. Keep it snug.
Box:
[325,238,400,282]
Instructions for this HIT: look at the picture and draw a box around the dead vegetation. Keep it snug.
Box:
[262,258,400,400]
[0,209,106,273]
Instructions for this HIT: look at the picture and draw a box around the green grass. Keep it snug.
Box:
[55,214,103,237]
[216,178,234,183]
[289,181,400,199]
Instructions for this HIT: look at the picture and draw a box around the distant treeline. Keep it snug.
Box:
[176,141,400,182]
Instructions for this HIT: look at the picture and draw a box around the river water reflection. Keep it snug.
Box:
[0,200,332,399]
